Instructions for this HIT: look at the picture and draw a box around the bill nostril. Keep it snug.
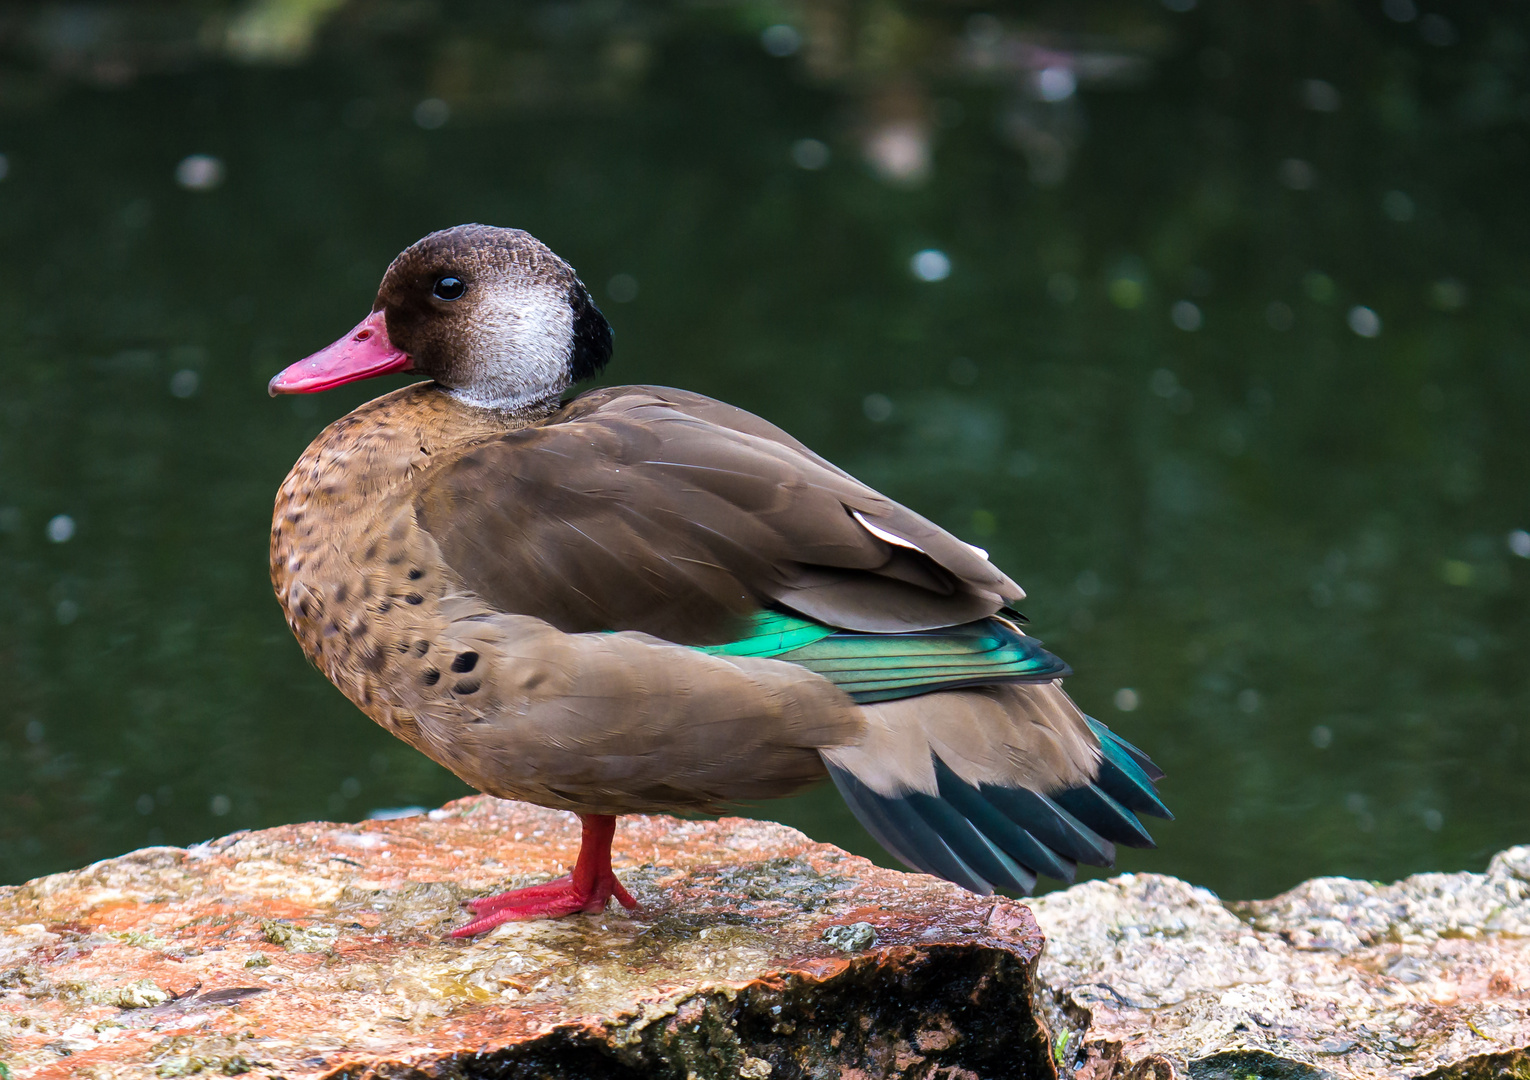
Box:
[356,329,372,341]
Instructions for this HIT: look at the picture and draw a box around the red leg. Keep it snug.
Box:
[451,814,637,937]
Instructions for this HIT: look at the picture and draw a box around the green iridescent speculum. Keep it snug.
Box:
[697,609,1069,703]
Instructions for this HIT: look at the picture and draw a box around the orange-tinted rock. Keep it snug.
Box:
[0,797,1052,1079]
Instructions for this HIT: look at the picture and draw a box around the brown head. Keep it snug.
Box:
[269,225,613,411]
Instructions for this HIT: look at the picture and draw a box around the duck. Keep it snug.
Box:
[268,224,1170,937]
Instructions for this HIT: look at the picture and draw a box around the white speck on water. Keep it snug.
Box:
[1170,300,1203,331]
[1300,79,1341,112]
[169,369,200,398]
[1348,305,1382,337]
[862,393,893,422]
[1114,688,1140,712]
[910,249,951,282]
[1237,688,1261,714]
[607,273,638,303]
[210,794,232,816]
[25,720,44,744]
[46,514,75,543]
[1509,530,1530,558]
[1035,66,1076,102]
[55,599,79,625]
[1279,158,1316,190]
[1311,725,1333,748]
[1422,808,1444,831]
[791,138,829,170]
[175,154,225,191]
[1382,190,1415,222]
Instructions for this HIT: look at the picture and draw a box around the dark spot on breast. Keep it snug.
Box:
[378,600,393,614]
[335,583,350,604]
[422,669,440,686]
[407,568,424,580]
[323,621,340,638]
[454,679,481,695]
[396,641,411,654]
[413,640,430,656]
[404,593,424,605]
[450,651,479,673]
[362,647,387,673]
[364,542,379,561]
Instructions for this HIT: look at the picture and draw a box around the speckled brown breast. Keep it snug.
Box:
[270,383,522,761]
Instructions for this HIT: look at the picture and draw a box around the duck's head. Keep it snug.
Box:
[269,225,613,411]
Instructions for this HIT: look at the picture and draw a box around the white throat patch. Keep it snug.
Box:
[448,282,575,412]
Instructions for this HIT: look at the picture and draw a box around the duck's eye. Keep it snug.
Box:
[433,276,465,301]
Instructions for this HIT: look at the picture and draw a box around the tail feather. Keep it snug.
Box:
[706,609,1172,894]
[977,785,1115,868]
[1052,784,1157,848]
[828,765,992,893]
[933,760,1077,882]
[1087,717,1174,820]
[906,790,1039,893]
[823,706,1166,893]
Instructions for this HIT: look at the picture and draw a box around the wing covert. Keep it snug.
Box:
[414,385,1022,642]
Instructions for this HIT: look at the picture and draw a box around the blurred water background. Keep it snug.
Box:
[1,0,1527,900]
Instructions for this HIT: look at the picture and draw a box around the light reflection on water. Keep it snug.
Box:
[0,2,1526,901]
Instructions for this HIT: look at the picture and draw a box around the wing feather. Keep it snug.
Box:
[415,385,1022,641]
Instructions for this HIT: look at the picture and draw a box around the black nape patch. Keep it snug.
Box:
[568,281,613,382]
[450,651,479,673]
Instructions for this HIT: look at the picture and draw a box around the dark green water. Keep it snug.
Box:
[2,2,1527,901]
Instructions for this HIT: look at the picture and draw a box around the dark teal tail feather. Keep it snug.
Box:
[933,760,1077,882]
[826,725,1169,895]
[978,785,1115,867]
[827,766,992,893]
[906,789,1039,893]
[1052,784,1157,848]
[1086,717,1174,820]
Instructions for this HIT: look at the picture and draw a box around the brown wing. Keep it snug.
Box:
[414,385,1022,643]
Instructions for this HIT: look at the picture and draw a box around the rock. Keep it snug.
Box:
[0,797,1051,1079]
[2,798,1525,1079]
[1029,848,1530,1079]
